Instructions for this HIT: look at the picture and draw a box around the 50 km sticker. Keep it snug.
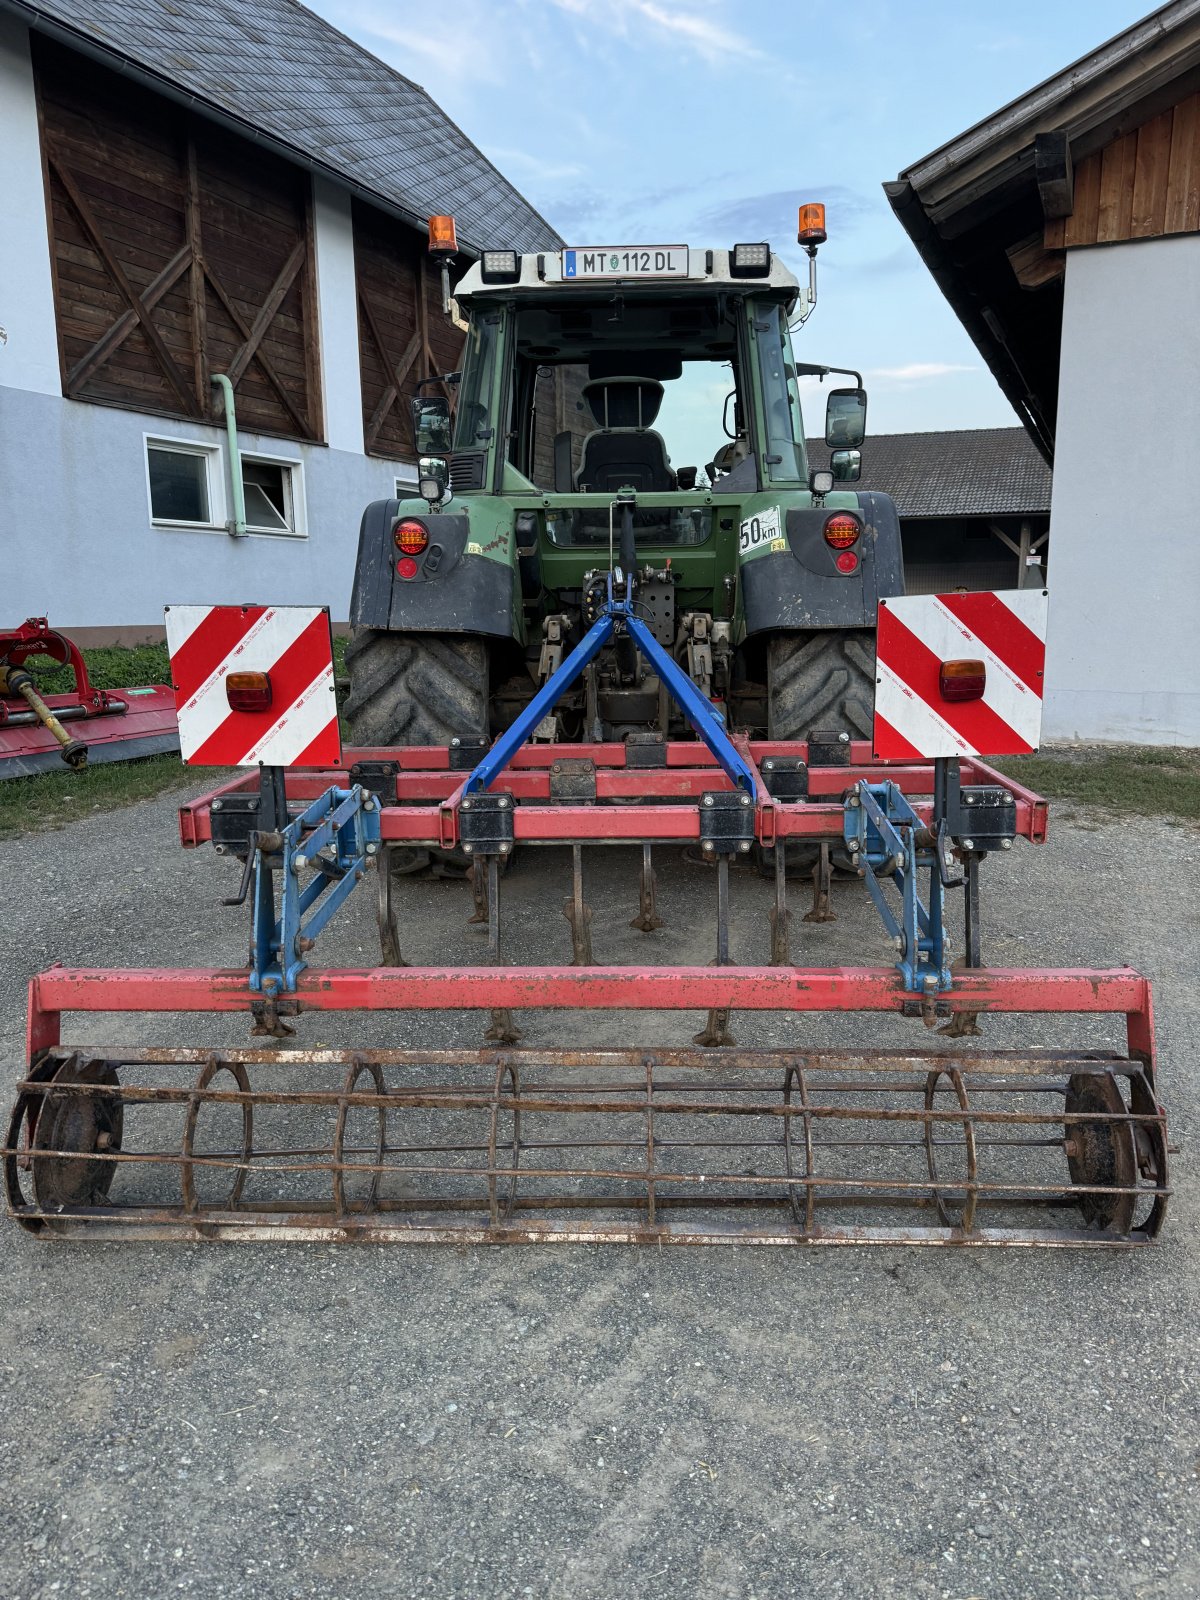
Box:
[739,506,782,554]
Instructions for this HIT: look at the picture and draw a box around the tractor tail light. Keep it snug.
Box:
[823,513,861,550]
[394,519,429,555]
[225,671,272,713]
[396,556,419,580]
[940,659,987,702]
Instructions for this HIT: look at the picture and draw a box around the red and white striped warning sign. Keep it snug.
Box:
[874,590,1048,760]
[164,604,341,768]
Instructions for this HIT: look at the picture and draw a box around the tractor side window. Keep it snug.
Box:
[452,313,502,451]
[754,305,807,485]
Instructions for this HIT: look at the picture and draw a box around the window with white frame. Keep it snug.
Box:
[242,455,305,537]
[146,439,223,528]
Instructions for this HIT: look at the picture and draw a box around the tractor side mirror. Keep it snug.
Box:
[830,448,862,483]
[411,395,452,454]
[825,388,867,449]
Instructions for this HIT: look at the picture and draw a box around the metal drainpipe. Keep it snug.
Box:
[211,374,248,538]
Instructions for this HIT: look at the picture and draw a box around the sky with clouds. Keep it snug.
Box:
[310,0,1151,442]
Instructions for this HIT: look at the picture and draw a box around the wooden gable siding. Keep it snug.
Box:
[353,200,463,460]
[1046,94,1200,249]
[33,37,322,443]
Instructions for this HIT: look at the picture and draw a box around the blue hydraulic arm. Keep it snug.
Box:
[465,575,756,796]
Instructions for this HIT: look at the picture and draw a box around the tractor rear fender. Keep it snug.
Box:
[740,490,904,638]
[349,499,519,640]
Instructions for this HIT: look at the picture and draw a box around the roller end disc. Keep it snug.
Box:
[1065,1072,1136,1234]
[31,1057,123,1210]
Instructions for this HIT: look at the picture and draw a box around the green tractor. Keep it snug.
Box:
[346,216,904,767]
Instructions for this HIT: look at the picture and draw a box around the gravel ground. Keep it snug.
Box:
[0,790,1197,1600]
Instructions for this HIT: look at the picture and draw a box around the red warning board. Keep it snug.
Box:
[873,590,1048,760]
[164,604,341,768]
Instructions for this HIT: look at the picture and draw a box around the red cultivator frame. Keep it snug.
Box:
[7,738,1169,1247]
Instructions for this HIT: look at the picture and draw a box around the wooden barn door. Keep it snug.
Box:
[34,37,322,442]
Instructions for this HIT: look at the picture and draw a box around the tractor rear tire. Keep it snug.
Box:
[344,630,490,746]
[344,630,490,877]
[767,629,876,741]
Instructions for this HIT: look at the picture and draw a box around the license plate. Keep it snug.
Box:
[562,246,689,280]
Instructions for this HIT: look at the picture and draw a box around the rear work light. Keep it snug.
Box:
[225,671,272,713]
[481,249,520,283]
[823,512,861,550]
[940,659,987,702]
[394,519,429,556]
[730,242,771,277]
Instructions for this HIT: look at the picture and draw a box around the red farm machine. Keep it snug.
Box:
[3,214,1169,1246]
[0,617,178,780]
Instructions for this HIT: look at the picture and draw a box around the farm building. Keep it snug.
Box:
[0,0,558,638]
[806,428,1051,596]
[889,0,1200,745]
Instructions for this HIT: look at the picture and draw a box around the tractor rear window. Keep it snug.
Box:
[545,507,712,546]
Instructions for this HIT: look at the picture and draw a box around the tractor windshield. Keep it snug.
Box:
[451,291,808,513]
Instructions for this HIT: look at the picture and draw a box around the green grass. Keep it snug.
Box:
[998,746,1200,822]
[24,640,171,694]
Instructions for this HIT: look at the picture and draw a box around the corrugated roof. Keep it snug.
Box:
[806,427,1052,519]
[4,0,561,254]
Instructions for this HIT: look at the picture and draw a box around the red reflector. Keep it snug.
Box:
[394,519,429,555]
[835,550,858,573]
[940,659,987,702]
[396,556,419,580]
[823,513,861,550]
[225,671,272,713]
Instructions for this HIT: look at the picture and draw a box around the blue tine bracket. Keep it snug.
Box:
[843,779,951,996]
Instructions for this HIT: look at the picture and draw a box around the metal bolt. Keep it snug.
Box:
[962,838,974,851]
[738,840,750,852]
[212,799,223,812]
[215,843,227,855]
[893,934,905,952]
[293,853,308,872]
[703,795,714,806]
[1002,791,1013,804]
[966,795,975,805]
[451,737,461,747]
[740,794,751,807]
[366,842,378,855]
[96,1132,113,1151]
[500,842,511,853]
[363,797,377,811]
[838,732,849,743]
[462,798,473,810]
[463,842,474,853]
[848,794,860,808]
[702,840,714,852]
[763,760,775,771]
[498,796,510,808]
[1000,838,1012,850]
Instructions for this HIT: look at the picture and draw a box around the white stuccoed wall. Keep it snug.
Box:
[1045,237,1200,745]
[0,15,64,396]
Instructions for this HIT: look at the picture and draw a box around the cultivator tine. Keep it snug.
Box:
[769,842,791,966]
[482,853,522,1045]
[630,843,664,932]
[467,861,488,925]
[563,843,594,964]
[376,846,406,968]
[697,855,737,1047]
[942,853,983,1038]
[804,843,836,924]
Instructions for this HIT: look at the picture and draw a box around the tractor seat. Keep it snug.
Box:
[576,377,676,494]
